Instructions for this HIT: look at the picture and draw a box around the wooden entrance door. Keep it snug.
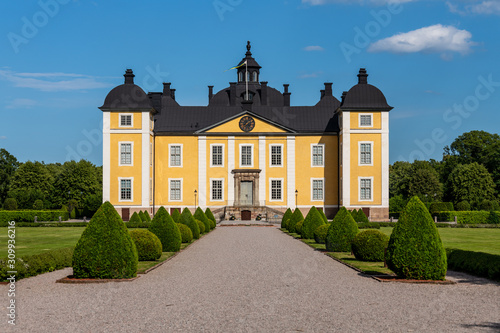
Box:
[240,181,253,206]
[122,208,130,221]
[241,210,251,221]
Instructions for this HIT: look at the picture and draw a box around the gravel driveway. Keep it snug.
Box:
[1,226,499,332]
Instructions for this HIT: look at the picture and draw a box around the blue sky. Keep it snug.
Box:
[1,0,499,165]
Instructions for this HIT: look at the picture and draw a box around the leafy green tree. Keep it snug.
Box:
[408,168,443,201]
[447,162,495,209]
[0,149,19,205]
[389,161,412,198]
[8,161,54,208]
[389,195,407,212]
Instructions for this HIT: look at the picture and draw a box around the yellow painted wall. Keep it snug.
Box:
[205,137,229,206]
[154,136,198,206]
[349,133,382,205]
[206,116,286,133]
[350,112,381,130]
[110,112,142,130]
[110,133,142,206]
[265,137,288,206]
[295,136,338,206]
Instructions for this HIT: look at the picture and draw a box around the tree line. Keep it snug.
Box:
[0,149,102,216]
[390,130,500,212]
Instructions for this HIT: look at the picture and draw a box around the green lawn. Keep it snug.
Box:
[380,227,500,256]
[137,243,190,273]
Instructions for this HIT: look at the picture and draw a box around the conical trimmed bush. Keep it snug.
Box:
[325,207,359,252]
[171,209,181,223]
[180,208,200,239]
[205,208,216,229]
[72,202,138,279]
[281,208,292,229]
[386,196,447,280]
[129,211,142,224]
[194,207,210,234]
[148,206,181,252]
[287,209,304,233]
[301,206,325,240]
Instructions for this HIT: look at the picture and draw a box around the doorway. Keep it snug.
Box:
[240,181,253,206]
[122,208,130,221]
[241,210,251,221]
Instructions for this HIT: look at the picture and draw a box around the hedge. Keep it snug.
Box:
[0,247,74,282]
[429,202,454,213]
[434,211,492,224]
[446,248,500,281]
[0,210,69,223]
[0,221,89,227]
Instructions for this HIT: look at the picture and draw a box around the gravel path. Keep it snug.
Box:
[1,226,499,332]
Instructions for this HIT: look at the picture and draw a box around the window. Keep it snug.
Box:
[238,71,243,82]
[246,71,250,82]
[169,179,182,201]
[211,179,223,201]
[311,144,324,167]
[169,144,182,167]
[360,178,372,201]
[270,179,282,201]
[120,143,132,165]
[359,114,372,127]
[312,179,324,201]
[211,145,224,167]
[270,145,282,167]
[120,178,132,201]
[120,114,132,127]
[360,143,372,165]
[252,72,258,82]
[240,145,253,167]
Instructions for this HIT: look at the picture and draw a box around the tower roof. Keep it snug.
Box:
[340,68,393,111]
[237,41,261,69]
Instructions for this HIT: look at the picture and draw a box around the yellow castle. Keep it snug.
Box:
[100,42,392,221]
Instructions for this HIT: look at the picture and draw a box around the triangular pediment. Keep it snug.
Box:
[195,111,295,134]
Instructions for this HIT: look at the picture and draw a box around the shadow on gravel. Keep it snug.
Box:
[460,322,500,332]
[447,271,500,286]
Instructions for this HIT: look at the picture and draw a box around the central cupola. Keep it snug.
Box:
[237,41,262,84]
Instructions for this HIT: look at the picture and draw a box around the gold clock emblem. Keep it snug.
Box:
[239,116,255,132]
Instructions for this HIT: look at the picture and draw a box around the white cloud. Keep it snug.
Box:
[0,70,113,92]
[302,0,415,5]
[0,136,7,140]
[303,45,324,51]
[6,98,38,109]
[368,24,475,57]
[299,71,323,78]
[447,1,500,15]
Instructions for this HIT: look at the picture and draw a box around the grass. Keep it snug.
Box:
[326,252,394,276]
[136,243,190,273]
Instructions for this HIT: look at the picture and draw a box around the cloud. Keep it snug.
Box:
[299,71,323,78]
[368,24,475,57]
[303,45,324,51]
[0,70,113,92]
[6,98,38,109]
[447,1,500,15]
[0,136,6,140]
[302,0,415,5]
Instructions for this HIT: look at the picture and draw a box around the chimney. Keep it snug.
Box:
[283,84,291,107]
[341,91,348,104]
[357,68,368,84]
[320,90,325,100]
[260,81,268,105]
[229,82,236,106]
[163,82,171,96]
[208,86,214,102]
[124,69,135,84]
[171,89,176,101]
[324,83,333,97]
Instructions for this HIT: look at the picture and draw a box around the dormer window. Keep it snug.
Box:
[238,72,243,82]
[252,72,258,82]
[242,92,254,101]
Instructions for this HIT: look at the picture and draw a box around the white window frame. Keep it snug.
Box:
[210,178,224,202]
[119,142,133,166]
[239,143,254,168]
[168,144,183,167]
[269,178,284,202]
[168,178,183,202]
[311,178,325,201]
[359,113,373,128]
[358,177,374,202]
[358,141,373,166]
[118,177,133,202]
[311,143,325,167]
[210,144,225,168]
[119,113,133,127]
[269,144,283,167]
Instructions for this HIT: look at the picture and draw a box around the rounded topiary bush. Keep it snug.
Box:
[180,208,200,239]
[33,199,44,210]
[314,223,330,244]
[194,207,210,234]
[129,229,162,261]
[456,200,470,211]
[386,196,447,280]
[196,219,206,234]
[302,206,325,240]
[176,223,193,243]
[72,201,138,279]
[205,208,216,229]
[352,229,389,262]
[129,212,142,224]
[171,209,181,223]
[325,207,359,252]
[281,208,292,229]
[295,219,304,235]
[148,206,182,252]
[288,209,304,233]
[3,198,18,210]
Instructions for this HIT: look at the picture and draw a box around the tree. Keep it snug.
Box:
[8,161,54,209]
[447,162,495,209]
[408,168,443,201]
[389,161,412,198]
[0,149,19,205]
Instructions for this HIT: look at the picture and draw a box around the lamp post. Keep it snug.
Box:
[295,189,298,209]
[194,190,197,209]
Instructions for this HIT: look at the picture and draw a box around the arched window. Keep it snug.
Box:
[246,71,251,82]
[252,72,258,82]
[238,72,243,82]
